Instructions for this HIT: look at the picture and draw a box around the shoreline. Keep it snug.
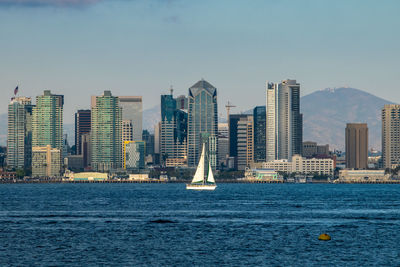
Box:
[1,179,400,184]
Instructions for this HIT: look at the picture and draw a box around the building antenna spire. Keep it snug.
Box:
[170,85,173,96]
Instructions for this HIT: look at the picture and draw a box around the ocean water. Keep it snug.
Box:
[0,183,400,266]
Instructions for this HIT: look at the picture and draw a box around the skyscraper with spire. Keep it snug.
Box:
[187,79,218,168]
[160,88,188,166]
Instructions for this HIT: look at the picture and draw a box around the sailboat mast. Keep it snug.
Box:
[204,142,208,184]
[203,143,206,184]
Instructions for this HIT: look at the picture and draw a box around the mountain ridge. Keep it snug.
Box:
[301,87,394,150]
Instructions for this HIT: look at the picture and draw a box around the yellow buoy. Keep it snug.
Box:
[318,233,331,241]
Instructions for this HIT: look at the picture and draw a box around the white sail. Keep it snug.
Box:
[207,162,215,184]
[191,144,205,184]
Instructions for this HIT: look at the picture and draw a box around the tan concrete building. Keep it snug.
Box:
[165,158,187,167]
[338,169,389,182]
[32,145,61,177]
[303,141,330,158]
[345,123,368,169]
[229,114,254,170]
[262,154,334,176]
[246,116,254,168]
[382,105,400,169]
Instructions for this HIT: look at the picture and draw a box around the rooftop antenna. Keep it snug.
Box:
[170,85,173,96]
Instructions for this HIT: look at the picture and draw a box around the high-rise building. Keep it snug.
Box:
[142,130,154,156]
[81,133,91,168]
[266,82,277,162]
[229,114,246,160]
[246,116,254,168]
[122,120,134,142]
[119,96,142,141]
[32,145,61,177]
[175,109,188,160]
[253,106,266,162]
[160,93,188,166]
[160,94,177,161]
[176,95,188,110]
[75,110,91,155]
[91,91,122,172]
[62,133,70,159]
[217,123,229,168]
[187,79,218,168]
[153,122,161,165]
[382,105,400,169]
[32,90,64,152]
[229,114,253,170]
[266,80,303,161]
[7,97,34,169]
[345,123,368,169]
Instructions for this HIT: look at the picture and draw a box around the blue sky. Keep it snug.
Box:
[1,0,400,124]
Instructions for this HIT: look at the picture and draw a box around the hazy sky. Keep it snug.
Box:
[1,0,400,124]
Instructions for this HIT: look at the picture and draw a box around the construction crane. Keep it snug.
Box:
[225,101,236,122]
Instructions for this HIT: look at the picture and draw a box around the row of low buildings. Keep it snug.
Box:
[260,154,334,176]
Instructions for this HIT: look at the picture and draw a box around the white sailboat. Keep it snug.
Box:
[186,143,217,190]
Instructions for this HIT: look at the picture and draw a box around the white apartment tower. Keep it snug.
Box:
[266,80,303,161]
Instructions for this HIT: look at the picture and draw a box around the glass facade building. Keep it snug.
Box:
[119,96,143,141]
[187,80,218,168]
[91,91,122,172]
[7,97,34,169]
[142,130,154,156]
[160,94,177,161]
[32,90,64,152]
[253,106,266,162]
[160,94,188,165]
[75,109,91,155]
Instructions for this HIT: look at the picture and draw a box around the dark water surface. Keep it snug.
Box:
[1,184,400,266]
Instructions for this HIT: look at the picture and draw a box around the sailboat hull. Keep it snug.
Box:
[186,184,217,190]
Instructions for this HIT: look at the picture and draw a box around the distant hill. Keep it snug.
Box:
[301,87,394,150]
[0,87,393,150]
[143,104,161,133]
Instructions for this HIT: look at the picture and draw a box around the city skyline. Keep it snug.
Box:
[2,2,400,266]
[1,0,400,123]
